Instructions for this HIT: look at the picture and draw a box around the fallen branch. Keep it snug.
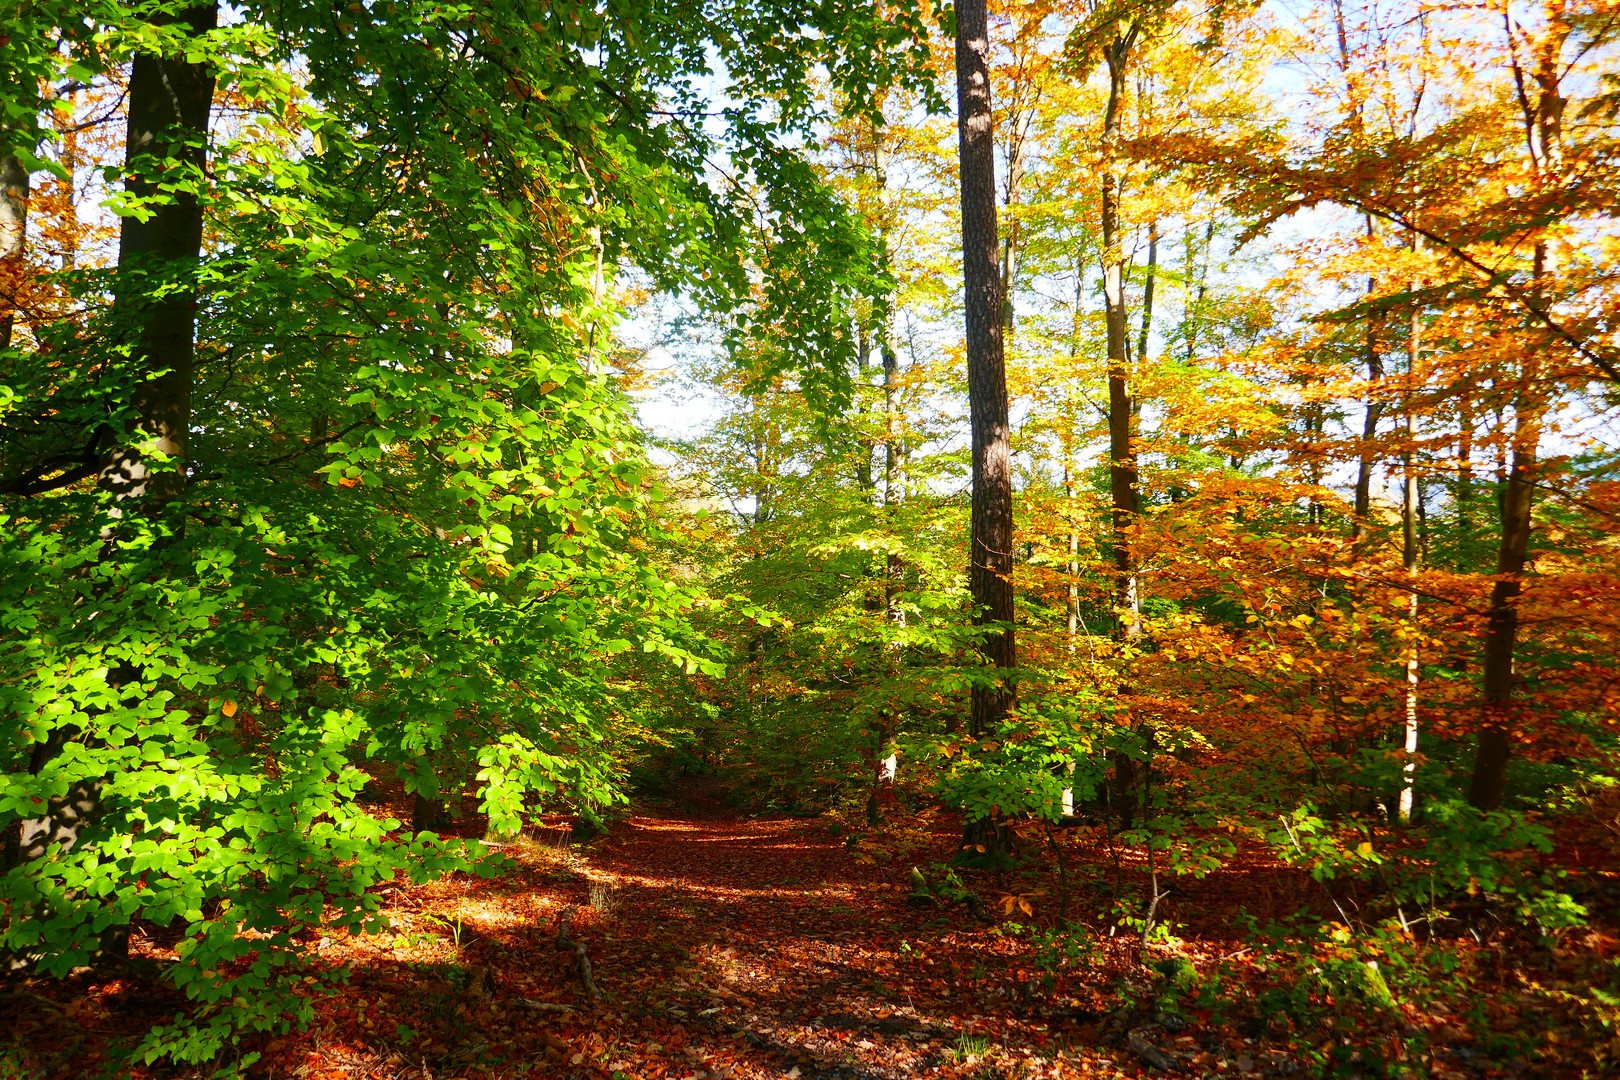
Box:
[554,908,602,1001]
[906,867,995,925]
[516,999,578,1013]
[1128,1026,1181,1072]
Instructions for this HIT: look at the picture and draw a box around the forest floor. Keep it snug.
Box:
[3,778,1617,1079]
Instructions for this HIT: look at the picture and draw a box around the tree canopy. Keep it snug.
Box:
[2,0,1618,1072]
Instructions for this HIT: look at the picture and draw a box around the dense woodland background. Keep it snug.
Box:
[1,0,1618,1075]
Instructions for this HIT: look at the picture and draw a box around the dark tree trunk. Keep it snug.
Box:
[1101,32,1141,645]
[11,3,217,897]
[1100,27,1144,829]
[1352,216,1385,541]
[99,3,217,507]
[955,0,1015,859]
[1469,424,1537,810]
[955,0,1015,739]
[1470,12,1562,804]
[1135,218,1157,367]
[414,792,451,833]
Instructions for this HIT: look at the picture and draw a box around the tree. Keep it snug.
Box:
[954,0,1017,742]
[0,0,939,1061]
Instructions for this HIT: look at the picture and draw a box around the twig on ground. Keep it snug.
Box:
[554,907,602,1000]
[1128,1026,1181,1072]
[516,999,578,1013]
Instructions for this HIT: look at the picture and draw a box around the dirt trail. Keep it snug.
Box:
[517,799,1086,1080]
[5,790,1107,1080]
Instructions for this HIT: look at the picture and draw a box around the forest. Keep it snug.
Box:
[0,0,1617,1077]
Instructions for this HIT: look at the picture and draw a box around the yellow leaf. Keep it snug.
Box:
[221,701,237,718]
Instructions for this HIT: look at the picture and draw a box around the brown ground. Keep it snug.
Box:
[3,779,1617,1079]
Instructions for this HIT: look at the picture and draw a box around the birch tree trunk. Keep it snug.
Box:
[1399,261,1422,824]
[0,149,25,350]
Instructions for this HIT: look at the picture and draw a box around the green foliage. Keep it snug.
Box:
[1,0,940,1065]
[931,698,1109,825]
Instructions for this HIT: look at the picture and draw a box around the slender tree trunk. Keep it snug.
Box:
[876,120,905,814]
[1136,218,1158,366]
[854,314,874,493]
[1399,264,1422,824]
[1065,459,1080,652]
[1352,216,1385,541]
[1472,241,1546,809]
[0,149,25,350]
[1470,18,1565,808]
[1100,29,1144,829]
[1457,392,1474,549]
[999,104,1033,330]
[1184,220,1213,365]
[1102,35,1141,645]
[99,8,216,509]
[1469,408,1538,810]
[876,117,906,624]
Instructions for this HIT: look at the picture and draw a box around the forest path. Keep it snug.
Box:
[506,794,1086,1080]
[248,788,1111,1080]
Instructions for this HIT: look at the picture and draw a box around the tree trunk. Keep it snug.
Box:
[0,149,26,350]
[1470,20,1565,808]
[98,5,217,506]
[413,791,451,833]
[954,0,1015,859]
[1457,392,1474,549]
[999,104,1033,330]
[876,119,906,626]
[1101,28,1144,829]
[954,0,1015,739]
[1352,216,1385,542]
[1183,220,1213,365]
[1101,33,1141,646]
[1399,265,1421,823]
[1135,218,1157,366]
[854,313,874,493]
[8,4,217,956]
[1469,416,1537,810]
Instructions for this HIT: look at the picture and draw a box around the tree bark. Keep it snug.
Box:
[1135,218,1157,367]
[1352,216,1385,542]
[955,0,1015,740]
[99,3,217,508]
[0,149,26,350]
[999,103,1034,330]
[1469,414,1537,810]
[876,118,907,626]
[13,3,218,884]
[1099,27,1145,830]
[1469,11,1566,809]
[1101,30,1142,646]
[1399,263,1421,824]
[954,0,1015,860]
